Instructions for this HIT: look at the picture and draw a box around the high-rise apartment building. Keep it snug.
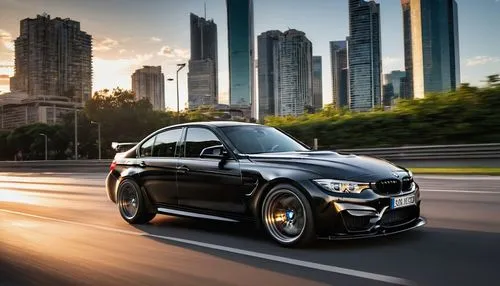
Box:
[348,0,382,111]
[188,13,218,109]
[257,30,281,120]
[402,0,460,99]
[132,66,165,111]
[226,0,255,118]
[312,56,323,111]
[275,29,313,117]
[9,14,92,102]
[330,40,348,109]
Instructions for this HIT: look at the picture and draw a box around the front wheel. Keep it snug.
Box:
[117,179,156,224]
[261,184,316,247]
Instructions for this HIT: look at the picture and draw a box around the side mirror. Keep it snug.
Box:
[200,145,229,159]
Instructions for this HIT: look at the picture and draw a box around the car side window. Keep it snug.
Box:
[184,127,222,158]
[153,128,183,157]
[140,136,155,157]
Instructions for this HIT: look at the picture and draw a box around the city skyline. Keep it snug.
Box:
[132,66,165,111]
[9,14,92,102]
[330,40,348,109]
[257,30,280,119]
[348,0,382,111]
[226,0,255,117]
[1,0,499,110]
[188,12,218,109]
[403,0,460,99]
[275,29,312,117]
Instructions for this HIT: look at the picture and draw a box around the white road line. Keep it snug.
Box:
[421,189,500,194]
[0,208,415,286]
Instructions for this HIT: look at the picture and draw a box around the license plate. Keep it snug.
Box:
[391,194,415,209]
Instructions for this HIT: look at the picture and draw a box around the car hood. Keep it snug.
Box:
[246,151,409,182]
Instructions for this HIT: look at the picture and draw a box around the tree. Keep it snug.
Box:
[486,74,500,87]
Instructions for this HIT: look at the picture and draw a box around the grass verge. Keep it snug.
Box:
[409,167,500,176]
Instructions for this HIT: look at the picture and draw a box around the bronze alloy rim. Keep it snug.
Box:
[119,183,139,220]
[263,189,306,244]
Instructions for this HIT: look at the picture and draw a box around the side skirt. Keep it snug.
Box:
[157,207,242,223]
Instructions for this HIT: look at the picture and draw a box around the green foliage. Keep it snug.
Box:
[265,82,500,149]
[1,76,499,160]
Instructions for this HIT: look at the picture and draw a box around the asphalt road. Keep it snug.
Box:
[1,172,499,286]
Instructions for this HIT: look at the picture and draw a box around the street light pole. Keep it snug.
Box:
[91,121,101,160]
[74,108,78,160]
[176,63,186,123]
[166,77,174,113]
[39,133,47,160]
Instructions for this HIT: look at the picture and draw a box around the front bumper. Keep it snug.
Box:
[301,180,424,238]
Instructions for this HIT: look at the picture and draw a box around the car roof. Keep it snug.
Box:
[168,121,262,128]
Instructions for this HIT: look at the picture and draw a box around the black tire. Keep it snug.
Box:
[261,183,316,247]
[117,179,156,224]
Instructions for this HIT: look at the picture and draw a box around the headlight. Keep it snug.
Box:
[408,170,413,178]
[313,179,371,194]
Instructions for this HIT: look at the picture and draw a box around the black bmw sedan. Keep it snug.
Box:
[106,121,425,247]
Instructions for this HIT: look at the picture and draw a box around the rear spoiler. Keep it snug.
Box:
[111,142,138,153]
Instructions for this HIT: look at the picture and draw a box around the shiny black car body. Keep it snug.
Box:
[106,121,425,246]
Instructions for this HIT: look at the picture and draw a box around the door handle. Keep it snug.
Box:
[177,165,189,174]
[138,161,147,167]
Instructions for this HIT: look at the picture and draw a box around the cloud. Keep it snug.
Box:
[151,37,162,42]
[0,29,14,51]
[465,56,500,66]
[118,49,127,54]
[135,53,153,62]
[157,45,190,61]
[93,37,119,52]
[382,56,404,73]
[93,53,154,91]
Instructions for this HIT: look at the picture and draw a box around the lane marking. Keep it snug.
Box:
[421,189,500,194]
[0,208,415,286]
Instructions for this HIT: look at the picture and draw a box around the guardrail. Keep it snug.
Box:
[0,143,499,169]
[334,143,500,167]
[336,143,500,160]
[0,160,111,171]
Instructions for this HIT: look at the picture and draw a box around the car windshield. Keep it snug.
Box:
[221,125,309,154]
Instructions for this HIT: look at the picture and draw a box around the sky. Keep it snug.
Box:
[0,0,499,110]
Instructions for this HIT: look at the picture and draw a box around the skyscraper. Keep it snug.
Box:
[383,71,406,107]
[9,14,92,102]
[132,66,165,111]
[188,13,218,109]
[402,0,460,99]
[348,0,382,111]
[275,29,313,117]
[401,0,413,99]
[312,56,323,111]
[385,70,406,99]
[226,0,255,118]
[330,40,348,109]
[257,30,281,120]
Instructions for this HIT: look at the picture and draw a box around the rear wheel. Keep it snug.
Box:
[261,184,316,247]
[117,179,155,224]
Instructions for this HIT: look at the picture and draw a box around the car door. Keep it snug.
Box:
[138,128,183,206]
[176,127,246,214]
